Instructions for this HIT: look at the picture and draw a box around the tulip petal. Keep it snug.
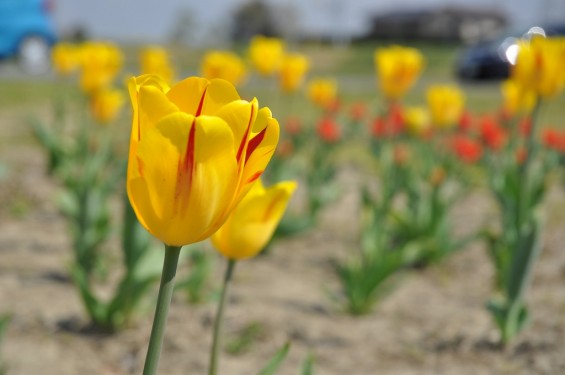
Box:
[172,115,239,242]
[129,112,238,246]
[240,109,279,195]
[212,180,297,260]
[138,85,179,131]
[166,77,240,116]
[127,75,171,181]
[214,99,258,159]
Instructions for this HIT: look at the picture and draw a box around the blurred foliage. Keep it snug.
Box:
[0,314,9,375]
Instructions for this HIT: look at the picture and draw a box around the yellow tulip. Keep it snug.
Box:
[127,75,279,246]
[89,87,125,124]
[512,36,565,98]
[248,36,285,76]
[279,53,310,92]
[200,50,247,87]
[404,106,430,136]
[375,45,424,100]
[140,46,175,84]
[307,78,338,109]
[426,85,465,128]
[51,42,80,75]
[211,179,296,260]
[79,41,124,94]
[501,78,536,117]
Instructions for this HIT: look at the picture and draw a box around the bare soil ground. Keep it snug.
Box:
[1,105,565,375]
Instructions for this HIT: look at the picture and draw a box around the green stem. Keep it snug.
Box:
[517,100,541,230]
[208,259,236,375]
[142,244,182,375]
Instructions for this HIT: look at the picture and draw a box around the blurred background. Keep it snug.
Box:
[52,0,565,44]
[3,0,565,78]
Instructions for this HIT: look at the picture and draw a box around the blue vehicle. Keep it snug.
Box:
[0,0,58,73]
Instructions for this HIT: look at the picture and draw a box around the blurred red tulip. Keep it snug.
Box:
[317,116,341,143]
[458,111,473,133]
[452,135,482,163]
[519,117,532,137]
[349,102,367,122]
[284,116,303,136]
[479,116,507,151]
[541,127,565,152]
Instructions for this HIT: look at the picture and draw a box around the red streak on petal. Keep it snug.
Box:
[246,170,263,184]
[245,127,267,163]
[136,156,145,177]
[176,119,196,200]
[236,105,255,163]
[183,120,196,178]
[195,87,207,116]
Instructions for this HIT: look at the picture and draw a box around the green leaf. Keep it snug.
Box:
[486,299,506,333]
[106,274,159,329]
[300,353,315,375]
[507,215,542,302]
[225,322,264,355]
[57,191,79,219]
[70,265,108,326]
[0,314,10,347]
[257,342,291,375]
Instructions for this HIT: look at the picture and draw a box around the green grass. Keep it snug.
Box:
[0,80,62,107]
[0,41,563,124]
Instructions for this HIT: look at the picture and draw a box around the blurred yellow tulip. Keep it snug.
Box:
[51,42,80,75]
[501,78,536,117]
[307,78,338,109]
[140,46,175,84]
[200,50,247,87]
[512,36,565,98]
[79,41,124,94]
[426,85,465,128]
[404,106,430,136]
[279,53,310,92]
[127,75,279,246]
[248,35,285,76]
[375,45,424,100]
[211,179,296,260]
[89,87,125,124]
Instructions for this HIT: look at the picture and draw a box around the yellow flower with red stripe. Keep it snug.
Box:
[127,75,279,246]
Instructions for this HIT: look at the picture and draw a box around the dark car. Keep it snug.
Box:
[0,0,58,73]
[456,24,565,80]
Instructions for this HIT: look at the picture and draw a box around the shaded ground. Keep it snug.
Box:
[1,104,565,375]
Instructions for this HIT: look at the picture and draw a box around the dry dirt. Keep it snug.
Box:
[1,105,565,375]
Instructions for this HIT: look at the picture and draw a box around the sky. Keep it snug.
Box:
[51,0,564,45]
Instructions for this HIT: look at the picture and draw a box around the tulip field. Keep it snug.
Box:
[1,36,565,375]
